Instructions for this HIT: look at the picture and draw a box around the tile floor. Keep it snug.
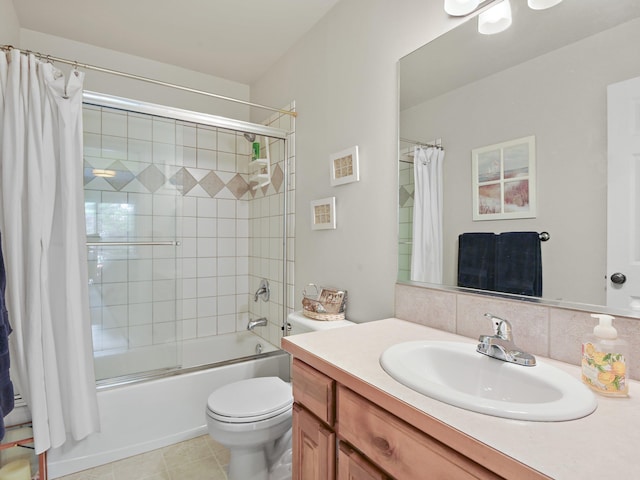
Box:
[57,435,229,480]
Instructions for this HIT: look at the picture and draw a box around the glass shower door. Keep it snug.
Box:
[82,93,292,381]
[84,104,181,381]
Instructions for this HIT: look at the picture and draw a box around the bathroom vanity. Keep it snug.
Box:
[282,318,640,479]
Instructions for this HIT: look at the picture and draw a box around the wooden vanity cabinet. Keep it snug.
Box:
[291,358,505,480]
[292,359,336,480]
[293,404,335,480]
[337,386,502,480]
[338,442,391,480]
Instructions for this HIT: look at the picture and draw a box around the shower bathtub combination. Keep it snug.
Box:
[47,338,289,477]
[46,92,294,478]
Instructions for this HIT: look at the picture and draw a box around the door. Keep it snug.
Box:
[607,76,640,310]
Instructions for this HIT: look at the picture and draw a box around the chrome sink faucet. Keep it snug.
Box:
[477,313,536,366]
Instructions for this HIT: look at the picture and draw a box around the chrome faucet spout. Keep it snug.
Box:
[477,313,536,366]
[247,317,268,331]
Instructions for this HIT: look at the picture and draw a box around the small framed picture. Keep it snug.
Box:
[330,146,359,186]
[472,135,536,221]
[310,197,336,230]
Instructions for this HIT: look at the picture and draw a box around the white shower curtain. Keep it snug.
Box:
[0,49,99,454]
[411,146,445,284]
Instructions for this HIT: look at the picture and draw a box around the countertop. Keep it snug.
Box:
[282,318,640,480]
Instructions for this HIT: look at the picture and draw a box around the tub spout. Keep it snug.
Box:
[247,317,268,331]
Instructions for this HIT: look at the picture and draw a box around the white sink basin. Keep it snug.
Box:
[380,341,597,421]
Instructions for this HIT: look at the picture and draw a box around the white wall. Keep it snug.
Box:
[0,0,19,45]
[251,0,460,321]
[18,29,251,121]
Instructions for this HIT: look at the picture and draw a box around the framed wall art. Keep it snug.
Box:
[472,136,536,221]
[329,146,359,186]
[310,197,336,230]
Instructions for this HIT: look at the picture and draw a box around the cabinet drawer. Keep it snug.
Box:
[337,386,503,480]
[292,359,335,425]
[338,442,391,480]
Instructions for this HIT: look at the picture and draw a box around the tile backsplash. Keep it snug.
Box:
[395,283,640,381]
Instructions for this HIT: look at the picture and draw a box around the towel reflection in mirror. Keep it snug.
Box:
[457,231,542,297]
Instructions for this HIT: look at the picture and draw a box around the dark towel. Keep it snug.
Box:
[457,233,497,291]
[0,368,14,423]
[494,232,542,297]
[0,231,14,441]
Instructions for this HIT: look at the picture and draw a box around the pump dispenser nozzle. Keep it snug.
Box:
[590,313,617,339]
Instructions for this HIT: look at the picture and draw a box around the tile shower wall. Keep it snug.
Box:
[83,103,292,373]
[248,103,296,346]
[398,155,414,282]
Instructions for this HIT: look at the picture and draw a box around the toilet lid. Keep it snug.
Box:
[207,377,293,423]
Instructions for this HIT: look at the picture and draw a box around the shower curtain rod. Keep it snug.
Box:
[399,137,443,163]
[400,137,443,150]
[0,44,297,118]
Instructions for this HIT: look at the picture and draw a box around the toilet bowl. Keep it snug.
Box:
[206,376,293,480]
[206,312,354,480]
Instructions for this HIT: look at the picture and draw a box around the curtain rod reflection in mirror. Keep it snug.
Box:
[399,138,443,163]
[400,137,443,149]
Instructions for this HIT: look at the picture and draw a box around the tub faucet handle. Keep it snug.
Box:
[254,279,270,302]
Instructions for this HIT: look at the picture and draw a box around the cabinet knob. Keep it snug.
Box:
[373,436,392,457]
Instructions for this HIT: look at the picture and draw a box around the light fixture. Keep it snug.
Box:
[444,0,480,16]
[478,0,512,35]
[527,0,562,10]
[444,0,563,35]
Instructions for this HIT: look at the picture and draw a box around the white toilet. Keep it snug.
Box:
[205,311,354,480]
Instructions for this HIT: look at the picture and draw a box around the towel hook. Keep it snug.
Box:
[539,232,550,242]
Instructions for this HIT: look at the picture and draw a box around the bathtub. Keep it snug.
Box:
[47,331,290,478]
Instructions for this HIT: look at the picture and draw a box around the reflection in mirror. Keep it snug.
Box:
[398,0,640,315]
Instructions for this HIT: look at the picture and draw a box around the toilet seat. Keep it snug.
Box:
[206,376,293,424]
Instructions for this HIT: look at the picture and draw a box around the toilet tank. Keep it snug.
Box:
[287,311,354,335]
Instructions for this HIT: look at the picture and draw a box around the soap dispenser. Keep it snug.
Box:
[581,314,629,397]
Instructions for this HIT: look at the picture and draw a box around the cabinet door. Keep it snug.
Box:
[293,403,336,480]
[338,442,390,480]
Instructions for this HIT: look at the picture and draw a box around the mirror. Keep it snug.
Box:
[398,0,640,315]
